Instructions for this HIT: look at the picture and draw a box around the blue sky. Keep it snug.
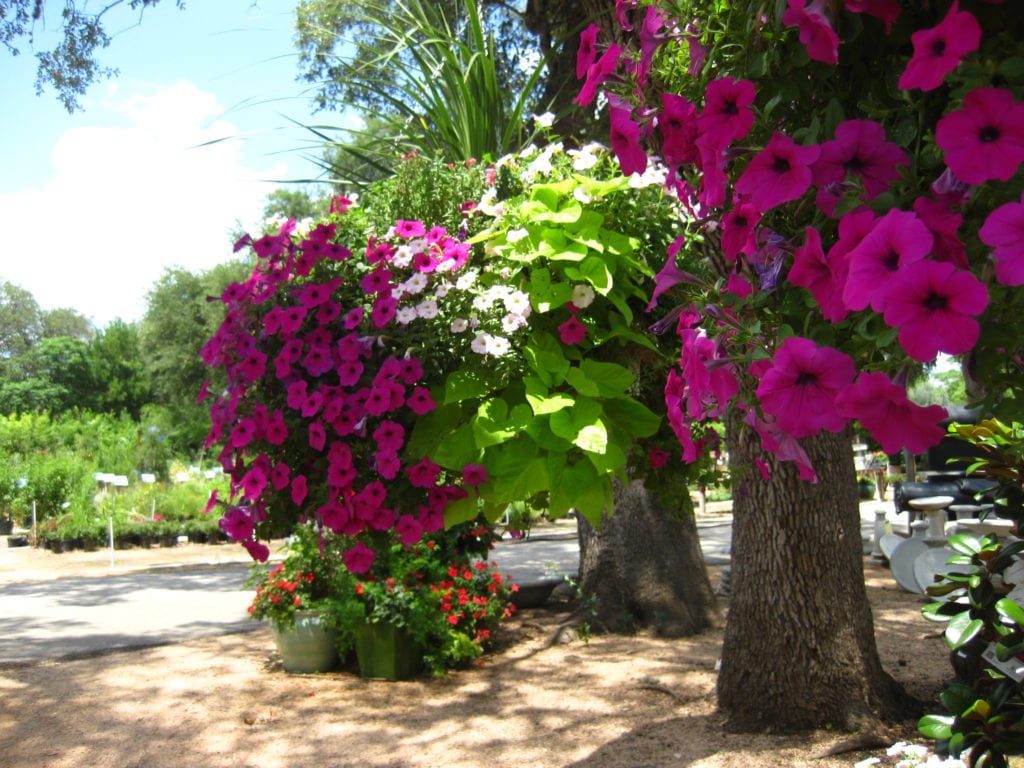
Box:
[0,0,358,327]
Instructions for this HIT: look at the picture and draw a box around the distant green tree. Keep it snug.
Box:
[140,260,250,453]
[262,187,329,222]
[41,307,93,342]
[1,0,184,111]
[90,319,151,418]
[0,280,42,359]
[0,336,97,414]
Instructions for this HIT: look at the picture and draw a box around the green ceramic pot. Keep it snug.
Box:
[272,611,338,673]
[354,621,423,681]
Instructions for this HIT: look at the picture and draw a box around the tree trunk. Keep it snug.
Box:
[577,478,716,637]
[717,416,916,731]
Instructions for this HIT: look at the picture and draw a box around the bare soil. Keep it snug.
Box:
[0,560,952,768]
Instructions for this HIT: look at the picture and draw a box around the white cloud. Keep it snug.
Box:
[0,81,286,327]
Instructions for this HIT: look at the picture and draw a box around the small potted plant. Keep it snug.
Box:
[247,524,360,673]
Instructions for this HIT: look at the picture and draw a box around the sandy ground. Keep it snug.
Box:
[0,561,955,768]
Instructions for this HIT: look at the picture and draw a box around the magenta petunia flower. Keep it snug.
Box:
[782,0,839,65]
[882,259,989,362]
[374,451,400,480]
[979,193,1024,286]
[813,120,908,200]
[913,196,968,269]
[395,515,424,547]
[290,475,308,506]
[744,409,818,483]
[240,465,268,501]
[360,266,393,295]
[843,0,900,33]
[843,209,932,312]
[219,506,256,542]
[343,542,376,575]
[406,386,436,415]
[647,235,698,311]
[696,139,728,209]
[788,226,849,323]
[734,132,820,212]
[372,420,405,453]
[558,316,588,345]
[726,272,753,298]
[575,43,622,107]
[721,202,762,262]
[308,421,326,452]
[407,457,442,489]
[636,5,667,85]
[395,219,426,238]
[371,295,398,328]
[755,337,855,439]
[697,77,756,146]
[836,372,947,455]
[462,464,489,487]
[243,540,270,563]
[659,93,699,167]
[609,105,647,177]
[576,24,601,79]
[935,88,1024,185]
[615,0,637,30]
[898,1,981,92]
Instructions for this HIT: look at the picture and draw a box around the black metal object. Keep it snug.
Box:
[893,478,998,520]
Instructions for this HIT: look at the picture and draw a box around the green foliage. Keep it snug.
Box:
[18,452,93,522]
[0,279,42,360]
[948,420,1024,524]
[920,533,1024,767]
[89,320,151,419]
[359,154,487,234]
[309,0,546,185]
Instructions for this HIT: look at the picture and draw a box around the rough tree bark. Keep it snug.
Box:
[577,479,716,637]
[717,415,916,731]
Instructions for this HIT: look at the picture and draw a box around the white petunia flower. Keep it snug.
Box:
[415,300,439,319]
[502,291,531,316]
[485,335,511,356]
[450,318,468,333]
[404,273,428,295]
[573,186,593,204]
[518,143,539,159]
[571,284,596,309]
[395,306,417,325]
[472,294,494,312]
[470,333,490,354]
[506,228,529,244]
[456,271,478,291]
[501,313,528,334]
[392,245,414,268]
[533,112,555,128]
[434,282,450,298]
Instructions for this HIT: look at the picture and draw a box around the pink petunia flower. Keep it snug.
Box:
[609,105,647,177]
[407,457,442,489]
[615,0,637,30]
[360,266,393,295]
[406,386,436,415]
[558,316,588,345]
[395,515,424,547]
[813,120,908,200]
[744,409,817,482]
[913,197,968,269]
[935,88,1024,185]
[755,336,855,439]
[290,475,308,506]
[734,132,820,212]
[395,219,426,238]
[375,451,401,480]
[308,421,327,451]
[372,420,405,453]
[371,295,398,328]
[219,506,256,542]
[636,5,667,85]
[243,540,270,563]
[726,271,753,298]
[659,93,700,167]
[648,448,671,470]
[836,372,947,454]
[782,0,839,65]
[697,77,756,146]
[721,202,762,262]
[980,193,1024,286]
[270,462,291,492]
[898,1,981,92]
[647,235,698,311]
[787,226,849,323]
[343,542,376,575]
[882,259,989,362]
[462,464,489,487]
[843,209,932,312]
[575,43,623,107]
[696,139,728,209]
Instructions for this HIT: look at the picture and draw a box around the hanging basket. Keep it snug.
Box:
[354,621,423,681]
